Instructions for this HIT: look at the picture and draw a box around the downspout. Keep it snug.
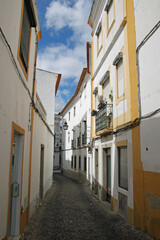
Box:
[27,31,38,222]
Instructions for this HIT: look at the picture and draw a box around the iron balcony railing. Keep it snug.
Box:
[95,103,113,133]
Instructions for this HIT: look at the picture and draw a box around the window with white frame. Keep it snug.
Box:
[68,132,70,143]
[117,58,124,98]
[68,112,70,121]
[105,0,115,35]
[118,146,128,190]
[103,78,110,102]
[95,92,99,110]
[74,106,76,116]
[96,22,102,54]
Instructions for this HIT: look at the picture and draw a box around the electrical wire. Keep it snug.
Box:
[0,27,54,137]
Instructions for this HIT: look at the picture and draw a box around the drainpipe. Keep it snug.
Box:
[27,30,38,222]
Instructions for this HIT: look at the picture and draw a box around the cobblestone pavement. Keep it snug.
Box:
[20,174,153,240]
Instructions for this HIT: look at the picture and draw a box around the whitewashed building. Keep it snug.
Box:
[133,1,160,239]
[88,0,139,224]
[60,63,92,182]
[88,0,160,239]
[0,0,61,239]
[29,69,61,217]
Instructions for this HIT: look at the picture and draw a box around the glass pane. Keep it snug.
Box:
[119,147,128,190]
[108,1,114,29]
[98,29,102,50]
[103,78,110,102]
[20,0,31,71]
[117,58,124,98]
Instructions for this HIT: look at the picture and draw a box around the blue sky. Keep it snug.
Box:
[37,0,92,113]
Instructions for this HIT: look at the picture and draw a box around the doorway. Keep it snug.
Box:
[8,123,24,237]
[106,153,111,202]
[94,149,98,194]
[39,145,44,203]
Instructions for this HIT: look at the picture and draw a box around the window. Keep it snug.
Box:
[84,157,87,172]
[118,147,128,190]
[103,78,110,102]
[74,106,76,117]
[68,112,70,121]
[96,22,103,55]
[95,92,99,110]
[68,132,70,143]
[74,156,77,169]
[106,0,115,36]
[71,156,73,169]
[18,0,36,77]
[117,58,124,98]
[79,156,81,170]
[113,51,125,104]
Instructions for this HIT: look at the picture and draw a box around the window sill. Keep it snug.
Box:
[97,45,103,57]
[107,19,115,38]
[118,187,128,196]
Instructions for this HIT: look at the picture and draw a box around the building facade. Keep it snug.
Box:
[133,0,160,238]
[61,66,92,183]
[88,0,160,239]
[0,1,61,239]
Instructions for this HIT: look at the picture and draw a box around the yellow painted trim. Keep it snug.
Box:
[37,30,42,42]
[128,207,134,225]
[88,17,93,29]
[96,128,113,136]
[112,197,118,212]
[126,0,139,121]
[106,0,115,37]
[7,122,25,239]
[116,140,127,147]
[91,31,94,37]
[115,47,126,106]
[97,20,103,57]
[17,0,32,81]
[91,40,95,140]
[123,0,127,19]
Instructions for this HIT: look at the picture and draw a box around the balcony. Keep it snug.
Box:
[95,103,113,133]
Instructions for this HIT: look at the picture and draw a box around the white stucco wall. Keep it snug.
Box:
[0,0,38,237]
[134,0,160,174]
[30,110,54,216]
[61,72,91,180]
[36,69,58,132]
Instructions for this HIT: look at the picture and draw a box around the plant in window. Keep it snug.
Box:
[109,90,113,101]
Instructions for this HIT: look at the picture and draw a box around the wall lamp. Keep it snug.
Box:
[63,120,68,130]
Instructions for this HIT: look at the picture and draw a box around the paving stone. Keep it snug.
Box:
[20,174,153,240]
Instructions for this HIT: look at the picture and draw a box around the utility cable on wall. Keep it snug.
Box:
[0,27,54,137]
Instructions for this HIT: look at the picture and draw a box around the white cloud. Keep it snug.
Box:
[37,43,86,85]
[61,89,70,97]
[37,0,92,112]
[45,0,92,43]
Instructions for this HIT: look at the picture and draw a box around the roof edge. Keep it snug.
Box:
[60,68,88,115]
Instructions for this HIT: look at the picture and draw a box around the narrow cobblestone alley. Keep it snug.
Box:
[20,174,152,240]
